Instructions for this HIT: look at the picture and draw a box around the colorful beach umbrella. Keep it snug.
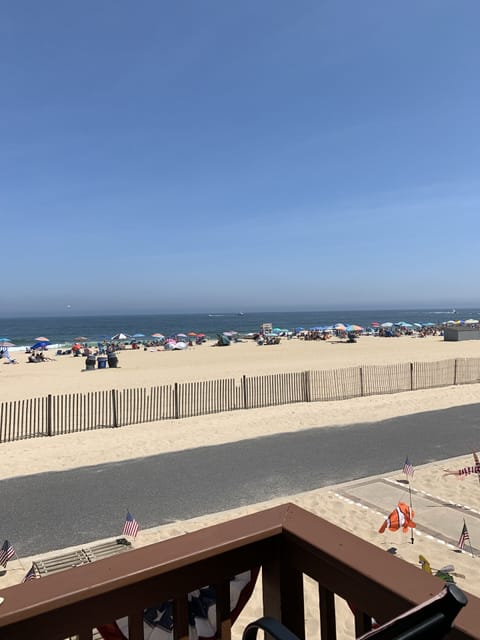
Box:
[151,333,164,338]
[35,336,49,342]
[347,324,363,331]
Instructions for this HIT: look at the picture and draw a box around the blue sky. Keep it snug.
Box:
[2,1,479,315]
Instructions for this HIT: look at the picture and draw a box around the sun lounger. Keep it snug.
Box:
[34,537,132,577]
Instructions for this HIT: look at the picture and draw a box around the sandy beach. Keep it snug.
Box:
[2,334,480,401]
[1,334,480,639]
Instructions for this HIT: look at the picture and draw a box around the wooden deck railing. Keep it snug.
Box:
[0,504,478,640]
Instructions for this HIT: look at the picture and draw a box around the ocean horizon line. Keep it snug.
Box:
[0,306,470,321]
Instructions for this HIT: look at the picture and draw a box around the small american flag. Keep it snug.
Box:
[22,564,37,582]
[123,511,139,538]
[403,456,414,478]
[0,540,16,568]
[458,521,470,550]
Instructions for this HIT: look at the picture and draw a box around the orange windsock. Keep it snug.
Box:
[379,502,416,534]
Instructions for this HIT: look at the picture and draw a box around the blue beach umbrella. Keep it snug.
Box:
[31,341,50,350]
[131,333,145,338]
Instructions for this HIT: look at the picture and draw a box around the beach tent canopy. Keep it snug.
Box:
[464,319,479,325]
[111,333,130,340]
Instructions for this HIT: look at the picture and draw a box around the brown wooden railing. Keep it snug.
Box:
[1,357,480,443]
[0,504,477,640]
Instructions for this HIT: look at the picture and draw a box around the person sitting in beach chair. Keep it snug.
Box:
[0,349,18,364]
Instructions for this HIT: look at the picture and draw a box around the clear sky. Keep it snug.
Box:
[2,1,479,316]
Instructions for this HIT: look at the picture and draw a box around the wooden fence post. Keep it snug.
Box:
[359,367,364,397]
[242,375,248,410]
[174,383,179,419]
[303,371,311,403]
[47,394,53,437]
[410,362,414,391]
[454,359,458,386]
[111,389,119,427]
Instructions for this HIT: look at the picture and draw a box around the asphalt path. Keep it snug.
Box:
[4,402,480,556]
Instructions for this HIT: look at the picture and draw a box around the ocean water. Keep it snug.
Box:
[0,309,478,349]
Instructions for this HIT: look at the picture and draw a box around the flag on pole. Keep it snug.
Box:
[458,521,470,550]
[0,540,16,568]
[403,456,414,478]
[444,464,480,477]
[122,510,139,538]
[22,564,37,582]
[473,451,480,484]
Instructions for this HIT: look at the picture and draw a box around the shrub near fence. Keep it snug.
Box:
[1,357,480,443]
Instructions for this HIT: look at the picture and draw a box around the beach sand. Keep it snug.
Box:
[1,334,480,638]
[2,333,480,401]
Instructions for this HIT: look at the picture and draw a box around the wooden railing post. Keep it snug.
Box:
[410,362,414,391]
[359,366,364,397]
[454,359,458,386]
[111,389,119,428]
[242,375,248,410]
[319,585,337,640]
[262,538,305,640]
[47,394,53,437]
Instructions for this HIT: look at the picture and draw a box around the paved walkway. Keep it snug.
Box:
[335,476,480,555]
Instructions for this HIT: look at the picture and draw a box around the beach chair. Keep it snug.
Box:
[241,583,467,640]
